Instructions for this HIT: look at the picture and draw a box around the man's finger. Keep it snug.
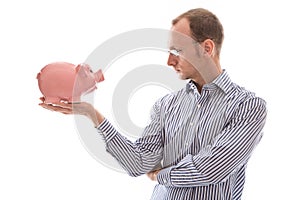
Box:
[39,103,71,113]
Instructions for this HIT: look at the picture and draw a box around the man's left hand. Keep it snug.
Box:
[146,169,161,181]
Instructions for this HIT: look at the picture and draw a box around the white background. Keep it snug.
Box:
[1,0,299,199]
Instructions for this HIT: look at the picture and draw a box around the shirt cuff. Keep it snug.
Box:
[96,119,117,142]
[157,167,173,187]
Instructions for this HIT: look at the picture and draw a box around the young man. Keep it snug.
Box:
[40,8,267,200]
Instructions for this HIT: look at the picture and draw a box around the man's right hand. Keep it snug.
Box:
[39,97,105,127]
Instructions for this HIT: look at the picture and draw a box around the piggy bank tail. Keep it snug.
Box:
[36,72,41,79]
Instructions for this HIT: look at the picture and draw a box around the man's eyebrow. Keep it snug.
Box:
[168,45,182,50]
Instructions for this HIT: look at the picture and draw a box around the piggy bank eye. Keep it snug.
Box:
[89,69,93,73]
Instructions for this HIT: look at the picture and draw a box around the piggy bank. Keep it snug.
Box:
[37,62,104,104]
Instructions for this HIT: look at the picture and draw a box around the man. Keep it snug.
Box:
[40,8,267,200]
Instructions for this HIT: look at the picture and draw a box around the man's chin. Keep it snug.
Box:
[177,74,188,80]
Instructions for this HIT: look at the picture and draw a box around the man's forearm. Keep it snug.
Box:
[88,108,105,127]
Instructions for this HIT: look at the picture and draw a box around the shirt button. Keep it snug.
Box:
[102,132,107,136]
[190,122,193,126]
[197,104,201,108]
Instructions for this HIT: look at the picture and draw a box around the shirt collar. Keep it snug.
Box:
[211,70,232,94]
[186,70,232,94]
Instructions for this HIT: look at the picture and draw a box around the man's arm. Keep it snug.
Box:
[154,97,267,187]
[39,98,164,177]
[96,100,164,177]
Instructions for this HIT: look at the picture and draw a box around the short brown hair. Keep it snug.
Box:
[172,8,224,56]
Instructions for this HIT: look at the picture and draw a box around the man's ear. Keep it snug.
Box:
[203,39,215,56]
[76,64,88,77]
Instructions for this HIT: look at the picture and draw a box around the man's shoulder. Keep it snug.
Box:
[154,87,187,108]
[227,82,266,108]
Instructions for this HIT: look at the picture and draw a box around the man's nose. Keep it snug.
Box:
[167,54,178,67]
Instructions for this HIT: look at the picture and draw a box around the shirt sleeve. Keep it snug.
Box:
[96,99,164,177]
[157,97,267,187]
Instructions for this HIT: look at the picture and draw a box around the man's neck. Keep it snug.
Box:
[193,66,222,92]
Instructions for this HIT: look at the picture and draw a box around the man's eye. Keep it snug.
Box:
[168,49,182,57]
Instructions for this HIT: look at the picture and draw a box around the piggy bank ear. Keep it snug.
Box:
[75,64,88,77]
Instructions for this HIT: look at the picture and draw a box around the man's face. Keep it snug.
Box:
[167,18,202,81]
[168,18,219,85]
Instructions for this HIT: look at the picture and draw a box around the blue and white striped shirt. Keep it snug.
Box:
[97,70,267,199]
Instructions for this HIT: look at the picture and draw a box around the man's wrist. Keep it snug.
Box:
[94,110,105,127]
[157,167,173,186]
[87,108,105,127]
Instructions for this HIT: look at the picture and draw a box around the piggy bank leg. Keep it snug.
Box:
[68,96,81,103]
[44,96,62,104]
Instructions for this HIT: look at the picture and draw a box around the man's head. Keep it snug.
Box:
[168,8,224,85]
[172,8,224,57]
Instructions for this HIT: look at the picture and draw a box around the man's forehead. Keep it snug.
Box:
[172,18,191,35]
[168,30,196,48]
[168,17,199,48]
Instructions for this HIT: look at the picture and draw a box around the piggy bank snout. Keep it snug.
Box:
[76,64,104,83]
[94,69,104,82]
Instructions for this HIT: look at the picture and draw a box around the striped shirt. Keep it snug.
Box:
[97,70,267,200]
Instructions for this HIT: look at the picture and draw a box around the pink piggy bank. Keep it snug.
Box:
[37,62,104,104]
